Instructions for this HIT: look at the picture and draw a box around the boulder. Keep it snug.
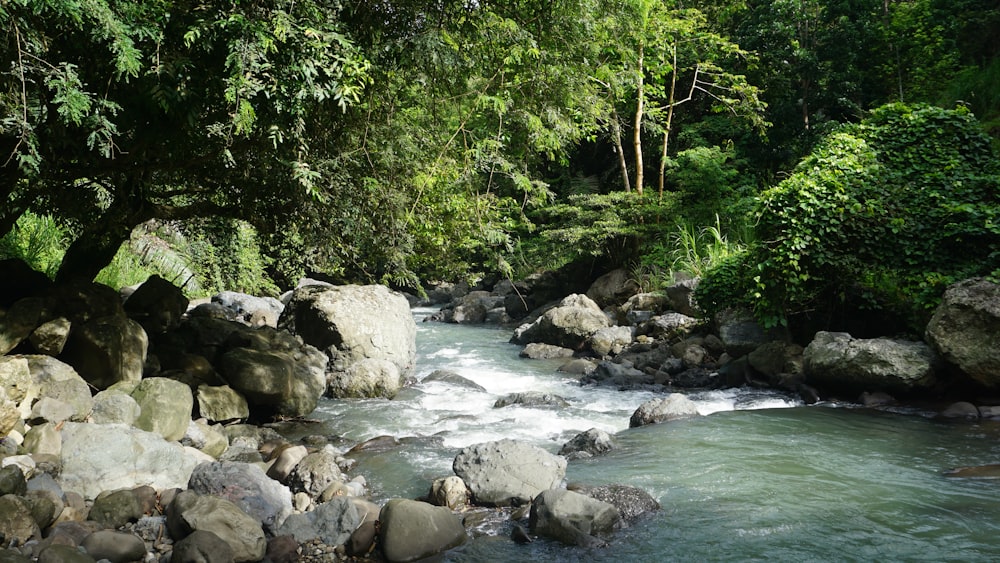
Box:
[558,428,618,460]
[622,292,671,316]
[28,317,71,356]
[278,284,417,383]
[0,389,18,437]
[748,341,804,384]
[427,476,469,510]
[123,275,189,335]
[803,331,937,394]
[714,308,784,357]
[378,499,467,563]
[21,423,61,458]
[636,313,699,340]
[169,530,235,563]
[90,390,141,425]
[452,439,567,506]
[265,444,308,482]
[212,291,285,328]
[0,494,41,545]
[58,422,204,500]
[665,277,700,317]
[59,314,148,390]
[37,544,96,563]
[181,419,229,458]
[440,291,504,324]
[0,466,27,496]
[167,490,266,563]
[0,356,32,405]
[0,298,46,355]
[925,278,1000,387]
[511,294,610,351]
[131,377,194,441]
[287,450,344,499]
[493,392,570,409]
[582,361,654,389]
[529,489,619,546]
[420,370,486,392]
[629,394,700,428]
[218,347,325,418]
[328,357,402,399]
[89,489,145,528]
[187,461,293,533]
[28,396,76,425]
[571,483,660,524]
[519,343,575,360]
[589,326,634,357]
[274,497,360,547]
[0,259,52,307]
[22,355,93,421]
[196,385,250,423]
[586,269,641,308]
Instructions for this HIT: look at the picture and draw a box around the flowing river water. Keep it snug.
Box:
[284,308,1000,562]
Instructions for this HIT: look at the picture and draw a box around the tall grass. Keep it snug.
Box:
[638,215,752,290]
[0,212,68,278]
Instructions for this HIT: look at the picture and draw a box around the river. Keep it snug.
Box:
[289,308,1000,561]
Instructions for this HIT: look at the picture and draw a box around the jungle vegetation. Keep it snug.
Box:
[2,0,998,333]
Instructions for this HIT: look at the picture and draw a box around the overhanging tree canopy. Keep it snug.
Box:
[1,0,368,282]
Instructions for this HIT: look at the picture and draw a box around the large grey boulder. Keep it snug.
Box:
[452,439,567,506]
[131,377,194,441]
[571,483,660,524]
[529,489,620,546]
[378,499,467,563]
[0,298,46,355]
[0,494,41,546]
[589,326,634,357]
[440,291,504,324]
[275,497,360,547]
[328,358,401,399]
[278,284,417,393]
[586,269,641,308]
[629,394,700,428]
[636,313,699,340]
[559,428,619,460]
[714,308,784,357]
[218,347,326,418]
[167,490,266,563]
[90,390,141,425]
[170,530,235,563]
[58,422,205,500]
[511,294,610,351]
[188,462,293,533]
[212,291,285,328]
[0,356,32,406]
[123,275,189,335]
[286,450,345,499]
[60,314,148,390]
[926,278,1000,387]
[803,331,938,393]
[22,355,93,421]
[196,385,249,423]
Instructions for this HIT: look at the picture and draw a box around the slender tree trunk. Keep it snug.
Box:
[658,44,679,199]
[610,112,631,193]
[633,41,645,196]
[55,187,152,283]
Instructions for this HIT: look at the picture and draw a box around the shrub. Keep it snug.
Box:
[709,103,1000,329]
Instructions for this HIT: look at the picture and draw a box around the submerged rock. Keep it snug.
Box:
[529,488,619,547]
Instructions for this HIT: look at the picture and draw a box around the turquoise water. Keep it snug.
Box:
[301,309,1000,561]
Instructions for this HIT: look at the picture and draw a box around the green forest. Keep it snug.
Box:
[2,0,999,334]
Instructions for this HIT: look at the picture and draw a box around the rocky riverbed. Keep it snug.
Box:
[1,257,998,562]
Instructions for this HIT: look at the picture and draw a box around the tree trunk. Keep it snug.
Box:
[55,192,152,283]
[633,41,645,196]
[610,112,631,193]
[658,44,679,199]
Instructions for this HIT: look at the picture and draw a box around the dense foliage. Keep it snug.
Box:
[697,104,1000,330]
[2,0,999,331]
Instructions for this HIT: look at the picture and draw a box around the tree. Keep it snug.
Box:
[1,1,368,282]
